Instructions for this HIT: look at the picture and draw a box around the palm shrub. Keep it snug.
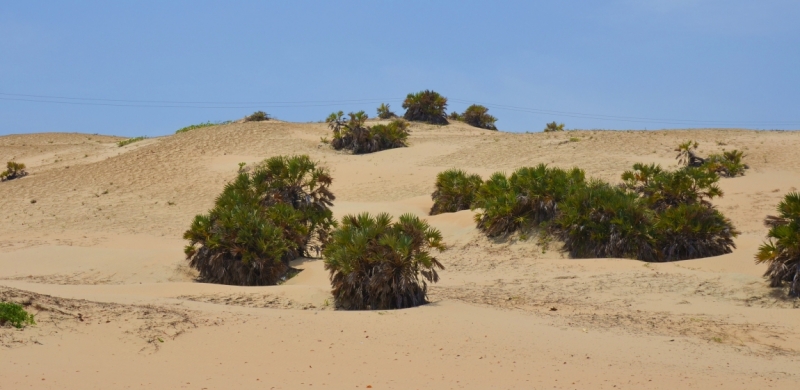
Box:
[327,111,410,154]
[622,163,738,260]
[324,213,446,310]
[402,90,448,125]
[245,111,270,122]
[460,104,497,130]
[622,164,722,212]
[184,155,336,285]
[0,302,35,328]
[555,181,657,260]
[430,169,483,215]
[376,103,396,119]
[1,161,27,181]
[756,192,800,296]
[473,165,586,237]
[654,203,738,260]
[705,150,748,177]
[448,111,462,121]
[544,121,565,132]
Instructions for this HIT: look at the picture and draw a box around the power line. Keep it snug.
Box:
[0,92,402,105]
[1,91,798,127]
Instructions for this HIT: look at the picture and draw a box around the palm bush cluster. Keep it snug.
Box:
[460,160,738,261]
[402,90,448,125]
[376,103,397,119]
[449,105,497,130]
[245,111,270,122]
[620,163,738,260]
[0,302,35,328]
[544,122,565,132]
[675,140,748,177]
[184,155,336,285]
[326,111,409,154]
[430,169,483,215]
[324,213,445,310]
[757,192,800,297]
[472,165,586,237]
[1,161,27,181]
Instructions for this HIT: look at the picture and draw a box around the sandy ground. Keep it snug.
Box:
[1,121,799,389]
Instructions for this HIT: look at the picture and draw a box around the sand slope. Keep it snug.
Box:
[1,122,799,389]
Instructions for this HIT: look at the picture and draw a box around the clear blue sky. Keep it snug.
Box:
[2,1,799,137]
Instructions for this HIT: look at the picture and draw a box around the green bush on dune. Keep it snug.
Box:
[1,161,28,182]
[463,157,739,262]
[324,212,446,310]
[0,302,35,328]
[184,155,336,285]
[175,121,232,134]
[757,192,800,297]
[402,90,449,125]
[430,169,483,215]
[471,164,586,237]
[326,111,410,154]
[376,103,397,119]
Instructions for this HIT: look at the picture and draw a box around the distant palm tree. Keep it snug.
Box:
[376,103,396,119]
[461,105,498,130]
[543,121,565,132]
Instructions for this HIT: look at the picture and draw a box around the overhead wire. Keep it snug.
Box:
[1,92,797,127]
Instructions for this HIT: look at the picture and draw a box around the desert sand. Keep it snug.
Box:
[1,121,799,389]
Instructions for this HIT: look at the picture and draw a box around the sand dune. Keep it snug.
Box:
[2,122,799,389]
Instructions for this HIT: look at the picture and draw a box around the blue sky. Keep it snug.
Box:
[1,1,799,137]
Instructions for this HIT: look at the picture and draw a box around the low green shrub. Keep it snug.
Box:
[757,192,800,296]
[473,165,586,237]
[245,111,270,122]
[1,161,27,181]
[430,169,483,215]
[324,213,445,310]
[544,121,565,132]
[654,203,738,260]
[327,111,410,154]
[402,90,448,125]
[117,136,147,147]
[705,150,748,177]
[184,155,336,285]
[376,103,396,119]
[461,104,497,130]
[0,302,35,328]
[675,141,748,177]
[555,181,657,260]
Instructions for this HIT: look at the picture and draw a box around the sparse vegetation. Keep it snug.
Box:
[117,136,147,147]
[757,192,800,297]
[1,161,28,181]
[245,111,270,122]
[430,169,483,215]
[458,105,497,130]
[544,121,565,132]
[376,103,397,119]
[402,90,448,125]
[675,141,748,177]
[326,111,410,154]
[184,155,336,286]
[0,302,35,328]
[324,213,445,310]
[175,121,232,134]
